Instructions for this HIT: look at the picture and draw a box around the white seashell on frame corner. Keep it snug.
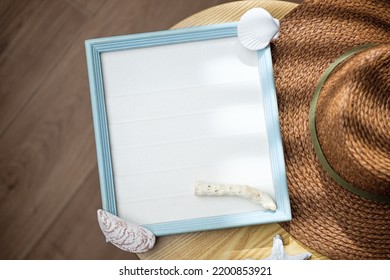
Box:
[238,8,280,51]
[97,209,156,253]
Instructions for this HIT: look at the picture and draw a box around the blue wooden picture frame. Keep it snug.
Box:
[85,23,291,236]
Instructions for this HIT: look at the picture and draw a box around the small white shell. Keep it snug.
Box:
[263,235,312,260]
[97,209,155,253]
[238,8,280,51]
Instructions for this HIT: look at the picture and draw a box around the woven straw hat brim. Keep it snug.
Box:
[273,0,390,259]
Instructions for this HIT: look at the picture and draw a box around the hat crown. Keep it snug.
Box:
[315,44,390,199]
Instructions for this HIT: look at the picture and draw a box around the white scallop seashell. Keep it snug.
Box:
[238,8,280,51]
[97,209,156,253]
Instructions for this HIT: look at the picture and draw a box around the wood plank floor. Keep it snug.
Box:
[0,0,302,260]
[0,0,239,260]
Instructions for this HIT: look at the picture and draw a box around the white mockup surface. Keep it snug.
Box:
[101,37,274,225]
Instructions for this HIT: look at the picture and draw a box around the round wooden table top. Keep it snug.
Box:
[138,0,328,260]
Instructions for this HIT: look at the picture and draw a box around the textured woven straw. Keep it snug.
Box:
[172,0,297,28]
[272,0,390,259]
[315,44,390,199]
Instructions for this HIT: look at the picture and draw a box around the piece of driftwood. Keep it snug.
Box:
[195,182,277,210]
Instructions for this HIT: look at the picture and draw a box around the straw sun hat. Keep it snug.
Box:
[271,0,389,259]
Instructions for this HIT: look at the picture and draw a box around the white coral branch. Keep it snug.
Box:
[195,182,277,211]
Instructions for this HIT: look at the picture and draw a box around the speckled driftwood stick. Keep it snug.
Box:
[195,182,276,211]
